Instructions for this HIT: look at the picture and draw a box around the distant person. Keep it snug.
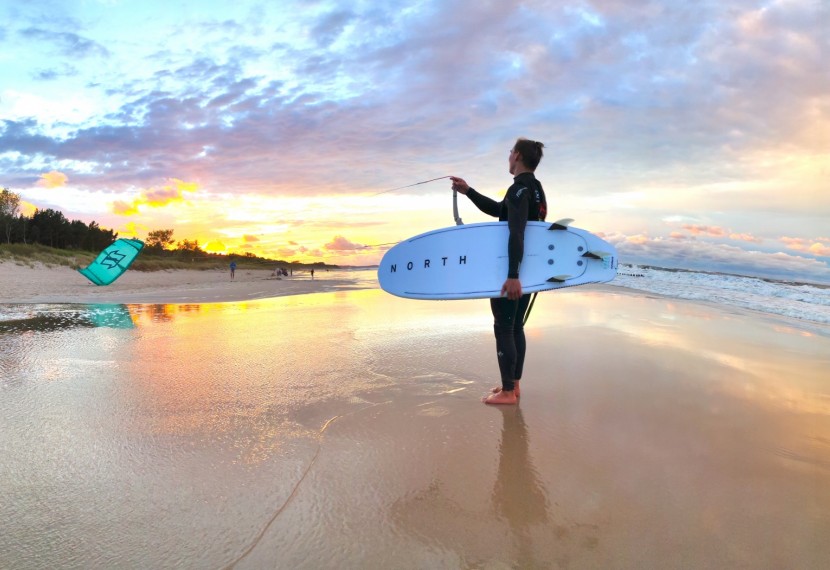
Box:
[229,260,237,281]
[449,137,547,405]
[310,268,315,280]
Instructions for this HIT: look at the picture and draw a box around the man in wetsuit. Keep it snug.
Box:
[450,137,547,405]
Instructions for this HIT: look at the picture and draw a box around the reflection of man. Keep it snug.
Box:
[493,407,550,564]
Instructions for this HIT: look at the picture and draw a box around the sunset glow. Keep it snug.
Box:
[1,0,827,281]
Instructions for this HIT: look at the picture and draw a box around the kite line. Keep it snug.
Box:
[373,175,463,226]
[373,175,453,196]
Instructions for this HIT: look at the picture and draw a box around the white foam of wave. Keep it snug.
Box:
[608,266,830,325]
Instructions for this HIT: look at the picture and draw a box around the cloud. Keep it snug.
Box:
[3,0,826,273]
[310,9,355,47]
[782,237,805,248]
[110,178,199,216]
[33,65,79,81]
[36,170,68,188]
[681,224,727,237]
[203,240,226,253]
[122,221,143,238]
[19,27,110,58]
[274,247,298,258]
[610,232,830,282]
[243,234,259,242]
[781,236,830,257]
[324,235,365,251]
[19,200,38,217]
[4,0,825,199]
[673,223,762,244]
[111,200,139,216]
[729,232,762,244]
[624,234,649,245]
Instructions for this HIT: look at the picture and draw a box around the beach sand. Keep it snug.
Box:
[0,261,358,304]
[1,265,828,569]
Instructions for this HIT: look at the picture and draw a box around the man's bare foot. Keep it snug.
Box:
[483,390,518,405]
[491,381,520,398]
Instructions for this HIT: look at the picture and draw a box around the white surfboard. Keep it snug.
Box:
[378,220,617,300]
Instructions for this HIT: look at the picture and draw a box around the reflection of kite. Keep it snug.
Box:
[87,304,135,328]
[78,238,144,286]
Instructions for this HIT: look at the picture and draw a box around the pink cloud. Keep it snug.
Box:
[780,236,829,255]
[625,234,649,245]
[781,236,805,248]
[324,235,365,251]
[729,232,762,243]
[682,224,727,237]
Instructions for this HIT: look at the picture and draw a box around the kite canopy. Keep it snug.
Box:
[78,238,145,286]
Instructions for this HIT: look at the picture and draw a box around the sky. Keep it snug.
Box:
[1,0,828,282]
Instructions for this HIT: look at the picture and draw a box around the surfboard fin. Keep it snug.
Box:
[547,274,572,283]
[548,218,574,230]
[582,250,611,260]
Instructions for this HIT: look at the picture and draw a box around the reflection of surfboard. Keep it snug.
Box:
[378,220,617,300]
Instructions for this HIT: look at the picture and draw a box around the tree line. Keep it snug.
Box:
[1,187,118,251]
[144,228,215,259]
[0,188,337,268]
[0,188,283,263]
[0,187,206,257]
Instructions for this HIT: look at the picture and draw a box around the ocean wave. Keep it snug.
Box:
[609,265,830,326]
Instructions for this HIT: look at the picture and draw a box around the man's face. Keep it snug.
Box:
[508,147,518,175]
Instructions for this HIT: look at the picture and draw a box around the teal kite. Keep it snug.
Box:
[78,238,144,286]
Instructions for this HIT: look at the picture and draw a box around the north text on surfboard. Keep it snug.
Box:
[389,255,468,272]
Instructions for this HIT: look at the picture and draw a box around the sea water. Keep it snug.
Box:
[608,265,830,327]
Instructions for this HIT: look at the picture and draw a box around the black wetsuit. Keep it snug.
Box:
[465,172,547,391]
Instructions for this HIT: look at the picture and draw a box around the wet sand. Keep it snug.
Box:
[1,284,828,569]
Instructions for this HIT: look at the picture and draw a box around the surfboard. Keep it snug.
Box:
[378,220,617,300]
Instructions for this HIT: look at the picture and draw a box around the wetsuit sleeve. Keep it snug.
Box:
[506,186,529,279]
[465,188,502,218]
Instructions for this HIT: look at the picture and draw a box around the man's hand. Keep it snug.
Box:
[501,278,522,300]
[449,176,470,195]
